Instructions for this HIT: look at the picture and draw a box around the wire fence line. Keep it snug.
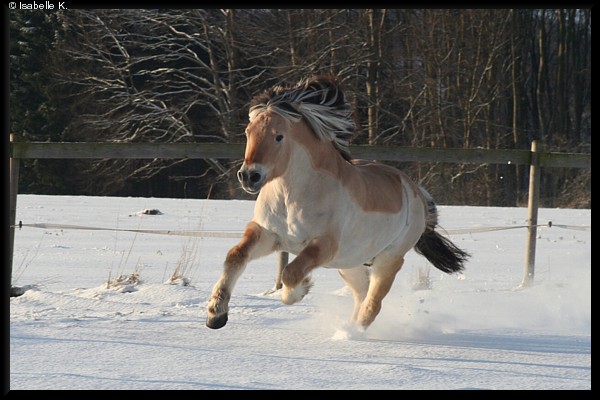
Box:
[9,139,591,292]
[11,221,591,238]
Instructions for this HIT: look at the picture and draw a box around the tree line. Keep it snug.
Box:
[10,9,591,207]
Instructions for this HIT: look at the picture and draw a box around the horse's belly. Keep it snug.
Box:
[326,212,410,268]
[257,211,423,268]
[327,207,425,269]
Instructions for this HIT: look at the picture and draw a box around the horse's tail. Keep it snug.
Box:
[414,187,470,274]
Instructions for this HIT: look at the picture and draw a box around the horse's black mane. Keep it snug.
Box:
[249,75,356,160]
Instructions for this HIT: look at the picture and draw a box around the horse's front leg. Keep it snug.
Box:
[206,221,276,329]
[281,236,338,305]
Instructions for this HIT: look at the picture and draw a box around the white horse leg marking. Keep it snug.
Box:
[281,236,338,305]
[206,222,276,329]
[338,266,370,321]
[356,254,405,328]
[281,276,313,305]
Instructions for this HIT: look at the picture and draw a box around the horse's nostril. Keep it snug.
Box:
[250,172,262,183]
[237,170,246,182]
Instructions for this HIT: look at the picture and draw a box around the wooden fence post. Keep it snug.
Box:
[10,134,21,296]
[521,140,541,288]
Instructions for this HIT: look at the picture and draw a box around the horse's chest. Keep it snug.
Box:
[254,196,332,252]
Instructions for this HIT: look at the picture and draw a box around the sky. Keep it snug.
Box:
[8,194,591,390]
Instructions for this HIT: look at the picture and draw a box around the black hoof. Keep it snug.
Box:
[206,313,228,329]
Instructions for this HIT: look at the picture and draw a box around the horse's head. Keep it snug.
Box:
[238,75,356,194]
[237,110,293,194]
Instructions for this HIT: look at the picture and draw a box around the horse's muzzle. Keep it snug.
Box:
[237,164,266,194]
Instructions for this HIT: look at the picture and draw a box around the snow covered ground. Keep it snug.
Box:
[9,195,591,390]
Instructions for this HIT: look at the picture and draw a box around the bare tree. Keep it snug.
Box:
[52,9,267,197]
[22,8,587,206]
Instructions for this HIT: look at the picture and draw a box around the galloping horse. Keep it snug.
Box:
[206,75,469,331]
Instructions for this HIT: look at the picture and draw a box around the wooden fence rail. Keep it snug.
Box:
[11,141,591,168]
[9,139,591,295]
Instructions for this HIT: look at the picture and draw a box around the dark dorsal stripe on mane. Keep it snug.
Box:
[249,75,355,160]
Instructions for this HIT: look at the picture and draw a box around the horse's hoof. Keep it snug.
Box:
[281,277,313,305]
[206,313,228,329]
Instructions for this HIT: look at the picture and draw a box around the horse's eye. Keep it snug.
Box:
[275,134,284,143]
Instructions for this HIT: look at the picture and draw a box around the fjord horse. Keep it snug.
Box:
[206,75,469,331]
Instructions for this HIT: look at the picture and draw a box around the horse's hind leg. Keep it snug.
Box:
[206,222,276,329]
[338,266,370,321]
[356,254,404,328]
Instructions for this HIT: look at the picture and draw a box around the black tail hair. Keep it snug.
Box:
[415,230,469,274]
[414,188,470,274]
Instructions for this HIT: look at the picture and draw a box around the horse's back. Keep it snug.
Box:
[344,159,423,215]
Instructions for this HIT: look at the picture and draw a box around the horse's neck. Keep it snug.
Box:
[279,141,347,199]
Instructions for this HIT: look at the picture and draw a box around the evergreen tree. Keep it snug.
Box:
[10,11,71,194]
